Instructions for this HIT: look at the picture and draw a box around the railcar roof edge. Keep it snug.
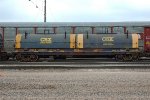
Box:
[0,22,150,28]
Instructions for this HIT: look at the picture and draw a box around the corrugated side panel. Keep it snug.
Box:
[144,27,150,51]
[0,34,2,48]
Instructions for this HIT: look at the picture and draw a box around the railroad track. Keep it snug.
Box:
[0,58,150,69]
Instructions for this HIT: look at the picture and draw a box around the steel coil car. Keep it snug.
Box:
[14,33,140,62]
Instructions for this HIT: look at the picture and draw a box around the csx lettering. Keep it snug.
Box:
[40,38,52,44]
[102,37,114,41]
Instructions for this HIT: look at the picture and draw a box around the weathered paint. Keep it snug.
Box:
[132,34,139,48]
[15,27,18,35]
[20,34,70,49]
[0,34,2,49]
[77,34,83,48]
[2,27,4,50]
[71,27,76,34]
[15,34,22,48]
[70,34,76,48]
[34,27,37,34]
[83,34,133,49]
[144,27,150,51]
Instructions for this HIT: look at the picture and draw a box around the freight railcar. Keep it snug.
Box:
[0,34,2,51]
[13,33,141,62]
[0,34,8,61]
[1,23,150,62]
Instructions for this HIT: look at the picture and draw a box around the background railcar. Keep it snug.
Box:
[0,34,2,60]
[0,22,150,61]
[0,33,8,61]
[0,34,2,50]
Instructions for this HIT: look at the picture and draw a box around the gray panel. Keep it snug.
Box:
[18,28,34,34]
[0,34,2,48]
[4,28,16,52]
[56,27,72,34]
[76,27,92,34]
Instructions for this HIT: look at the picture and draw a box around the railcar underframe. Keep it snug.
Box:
[12,48,141,62]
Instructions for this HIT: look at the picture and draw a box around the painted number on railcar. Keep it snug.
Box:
[102,37,114,42]
[40,38,52,44]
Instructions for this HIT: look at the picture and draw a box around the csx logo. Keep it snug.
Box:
[102,37,114,42]
[40,38,52,44]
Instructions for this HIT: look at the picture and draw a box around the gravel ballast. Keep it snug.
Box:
[0,69,150,100]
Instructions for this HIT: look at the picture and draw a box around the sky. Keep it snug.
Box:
[0,0,150,22]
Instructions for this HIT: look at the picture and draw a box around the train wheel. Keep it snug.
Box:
[0,56,9,61]
[122,55,133,61]
[21,55,30,62]
[115,55,124,61]
[132,54,139,61]
[0,53,9,61]
[115,55,133,62]
[15,54,22,61]
[29,54,38,62]
[15,54,30,62]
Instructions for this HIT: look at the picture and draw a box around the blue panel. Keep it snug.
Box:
[83,34,98,48]
[98,34,132,48]
[83,34,133,49]
[20,34,70,49]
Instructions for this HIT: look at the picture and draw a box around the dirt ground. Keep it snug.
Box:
[0,68,150,100]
